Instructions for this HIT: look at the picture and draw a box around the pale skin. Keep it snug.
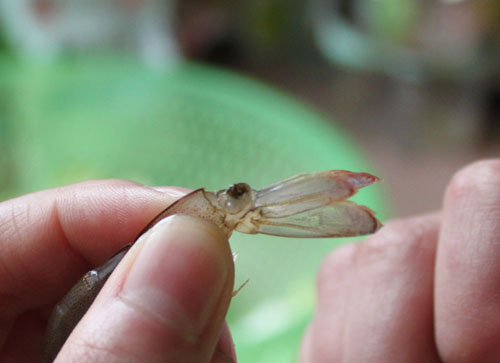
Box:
[0,159,499,362]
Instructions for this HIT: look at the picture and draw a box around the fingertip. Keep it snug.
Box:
[317,243,357,294]
[215,322,237,362]
[212,350,236,363]
[312,214,441,362]
[58,214,234,362]
[121,214,233,342]
[299,323,314,363]
[436,159,500,361]
[444,159,500,203]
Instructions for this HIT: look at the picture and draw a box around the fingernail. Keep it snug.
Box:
[212,350,236,363]
[121,215,231,342]
[150,186,190,197]
[216,322,237,362]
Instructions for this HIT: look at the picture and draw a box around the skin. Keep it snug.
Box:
[301,159,500,363]
[0,159,499,362]
[0,180,236,363]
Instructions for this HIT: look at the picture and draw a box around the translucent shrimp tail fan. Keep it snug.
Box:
[240,170,382,237]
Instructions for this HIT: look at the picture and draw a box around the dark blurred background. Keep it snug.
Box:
[178,0,500,217]
[0,1,499,362]
[1,0,499,215]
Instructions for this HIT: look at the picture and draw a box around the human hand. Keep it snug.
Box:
[0,180,236,363]
[301,160,500,362]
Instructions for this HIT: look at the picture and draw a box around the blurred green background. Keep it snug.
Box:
[1,0,499,362]
[0,55,387,362]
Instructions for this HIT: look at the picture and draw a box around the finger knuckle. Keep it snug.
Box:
[446,159,500,203]
[317,217,435,287]
[317,243,357,291]
[360,217,435,266]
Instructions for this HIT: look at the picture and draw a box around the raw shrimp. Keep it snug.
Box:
[42,170,382,362]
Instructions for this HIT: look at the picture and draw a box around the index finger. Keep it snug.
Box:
[0,180,187,312]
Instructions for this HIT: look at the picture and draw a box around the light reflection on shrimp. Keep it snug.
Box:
[42,170,382,362]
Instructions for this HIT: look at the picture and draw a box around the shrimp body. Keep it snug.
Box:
[42,170,381,362]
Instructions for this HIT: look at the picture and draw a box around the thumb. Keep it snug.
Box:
[56,214,235,363]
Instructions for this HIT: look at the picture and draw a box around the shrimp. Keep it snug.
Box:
[42,170,381,362]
